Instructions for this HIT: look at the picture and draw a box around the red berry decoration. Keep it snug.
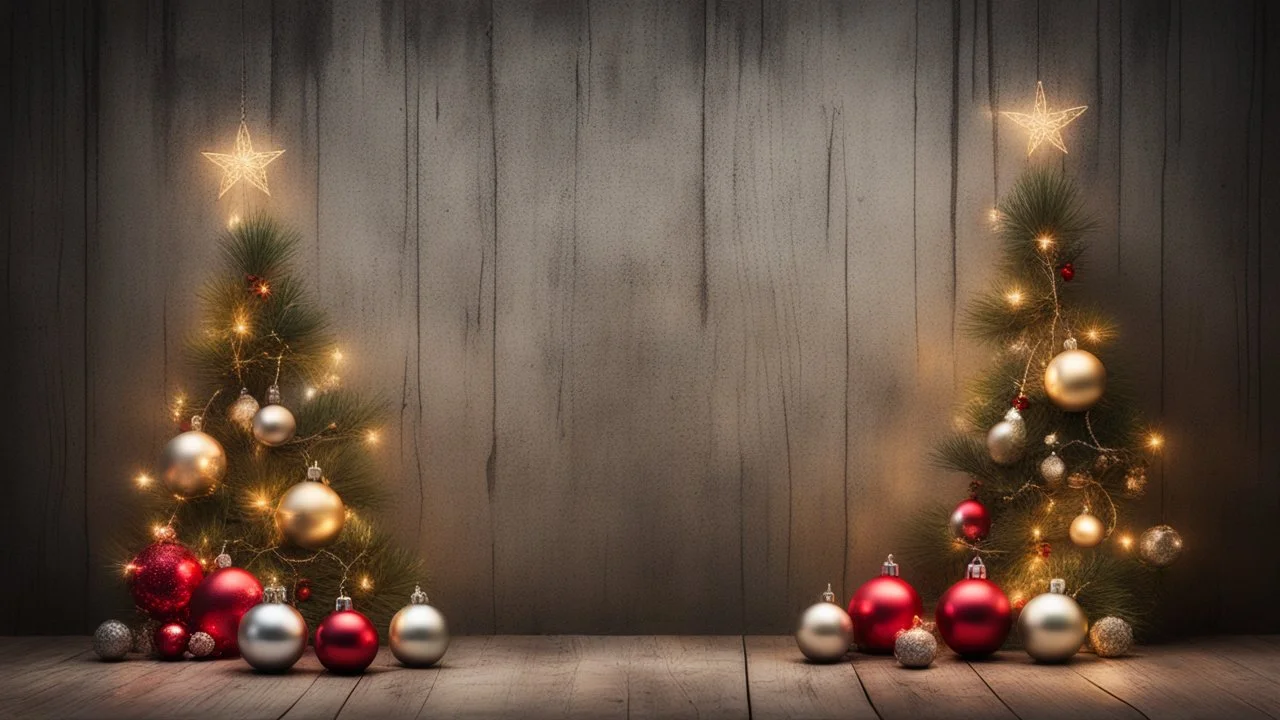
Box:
[1012,395,1029,411]
[295,578,313,603]
[949,497,992,543]
[1037,541,1052,559]
[127,538,204,620]
[315,595,379,674]
[847,555,924,653]
[1060,262,1075,281]
[154,622,190,661]
[188,552,263,657]
[936,557,1012,657]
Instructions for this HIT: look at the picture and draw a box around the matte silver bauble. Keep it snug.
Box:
[93,619,133,661]
[986,408,1027,466]
[1018,579,1087,663]
[275,464,345,550]
[1039,452,1066,486]
[1044,340,1107,412]
[1088,616,1134,657]
[1138,525,1183,568]
[227,388,260,431]
[389,585,450,667]
[238,585,308,672]
[251,404,296,447]
[161,417,226,498]
[795,584,854,663]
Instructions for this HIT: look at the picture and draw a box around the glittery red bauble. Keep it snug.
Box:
[128,541,204,620]
[1013,395,1029,411]
[189,567,263,657]
[847,576,923,652]
[948,498,992,543]
[936,577,1011,656]
[315,609,378,673]
[1060,262,1075,281]
[154,622,190,660]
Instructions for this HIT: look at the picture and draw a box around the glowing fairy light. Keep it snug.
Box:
[135,473,153,489]
[1005,289,1025,307]
[359,574,373,591]
[1119,534,1134,550]
[1036,235,1054,252]
[228,213,242,230]
[304,387,317,400]
[365,429,381,446]
[1147,433,1164,450]
[332,348,344,363]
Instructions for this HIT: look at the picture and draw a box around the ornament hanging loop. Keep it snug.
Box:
[966,556,988,579]
[1049,578,1066,594]
[881,554,900,577]
[821,583,836,604]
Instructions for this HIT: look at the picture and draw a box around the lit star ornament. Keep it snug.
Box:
[202,121,285,198]
[1000,82,1088,155]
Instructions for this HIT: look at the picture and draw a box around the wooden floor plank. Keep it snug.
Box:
[1070,645,1275,719]
[0,636,89,675]
[967,652,1144,720]
[621,636,749,720]
[743,636,877,720]
[1193,635,1280,680]
[852,652,1017,720]
[337,637,486,720]
[277,650,371,720]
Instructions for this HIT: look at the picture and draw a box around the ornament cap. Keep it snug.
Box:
[411,584,429,605]
[821,583,836,604]
[190,415,204,431]
[239,387,251,398]
[1064,337,1078,351]
[267,384,282,404]
[880,554,900,577]
[334,594,353,612]
[1049,578,1066,594]
[965,556,988,580]
[263,584,287,603]
[214,551,232,569]
[307,463,323,481]
[1004,407,1023,422]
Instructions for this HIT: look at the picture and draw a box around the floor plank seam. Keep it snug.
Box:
[332,676,364,720]
[1068,666,1152,720]
[1201,642,1280,690]
[965,662,1022,720]
[849,660,883,720]
[274,674,321,720]
[740,635,753,720]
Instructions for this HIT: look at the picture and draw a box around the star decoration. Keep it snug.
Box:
[1000,82,1088,155]
[202,120,285,198]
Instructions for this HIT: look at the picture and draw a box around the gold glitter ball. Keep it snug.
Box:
[1088,616,1134,658]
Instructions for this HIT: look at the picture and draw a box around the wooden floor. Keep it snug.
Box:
[1,636,1278,719]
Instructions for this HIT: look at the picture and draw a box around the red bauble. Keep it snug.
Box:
[1060,262,1075,281]
[936,558,1011,657]
[189,566,263,657]
[847,555,923,652]
[315,599,379,674]
[295,578,312,603]
[128,541,204,619]
[948,498,992,543]
[154,622,190,661]
[1012,395,1029,411]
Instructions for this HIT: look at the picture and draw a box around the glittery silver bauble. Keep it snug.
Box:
[1039,452,1066,486]
[275,464,346,550]
[93,620,133,661]
[1138,525,1183,568]
[187,631,216,658]
[795,584,854,663]
[1088,616,1134,658]
[1044,340,1107,412]
[227,388,260,431]
[239,585,308,672]
[161,416,226,498]
[986,408,1027,466]
[1018,579,1088,663]
[133,620,158,655]
[893,617,937,669]
[1068,511,1105,548]
[389,585,449,667]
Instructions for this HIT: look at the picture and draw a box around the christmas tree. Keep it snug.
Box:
[124,215,418,634]
[903,167,1176,632]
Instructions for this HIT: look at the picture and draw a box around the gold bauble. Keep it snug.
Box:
[1018,579,1088,663]
[161,419,226,498]
[228,388,260,431]
[1068,511,1105,548]
[252,404,297,446]
[1044,345,1107,412]
[1138,524,1183,568]
[275,465,345,549]
[1088,616,1134,658]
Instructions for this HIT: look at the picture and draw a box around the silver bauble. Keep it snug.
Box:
[389,585,450,667]
[1138,525,1183,568]
[1088,616,1134,658]
[1044,340,1107,412]
[161,417,226,498]
[1018,579,1088,663]
[187,631,216,658]
[1068,511,1105,548]
[1039,452,1066,486]
[252,405,297,447]
[986,408,1027,466]
[275,464,346,550]
[239,585,308,672]
[893,617,937,669]
[795,584,854,663]
[133,620,158,655]
[93,620,133,661]
[228,388,260,431]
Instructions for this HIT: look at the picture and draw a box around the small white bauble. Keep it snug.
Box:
[986,408,1027,466]
[389,585,450,667]
[251,384,296,447]
[796,584,854,663]
[239,585,308,672]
